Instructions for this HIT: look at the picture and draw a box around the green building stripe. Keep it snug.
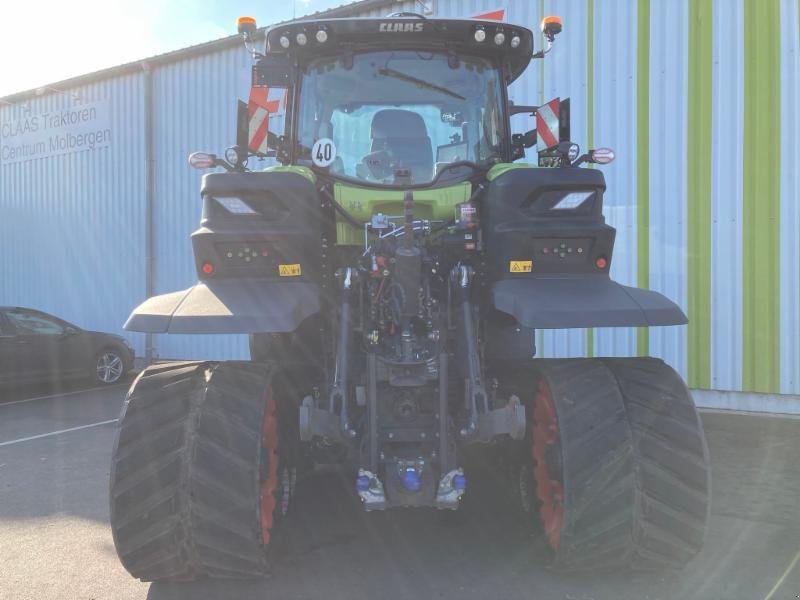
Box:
[587,328,594,358]
[742,0,781,392]
[586,0,595,358]
[686,0,712,389]
[636,0,650,357]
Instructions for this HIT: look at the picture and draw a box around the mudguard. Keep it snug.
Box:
[124,280,321,334]
[491,276,686,329]
[126,168,325,335]
[483,164,687,330]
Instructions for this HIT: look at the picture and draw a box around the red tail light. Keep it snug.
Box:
[595,256,608,269]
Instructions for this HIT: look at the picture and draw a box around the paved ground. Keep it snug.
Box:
[1,380,799,600]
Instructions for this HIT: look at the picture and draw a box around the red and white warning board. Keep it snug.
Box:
[248,86,287,154]
[471,8,505,21]
[536,97,560,150]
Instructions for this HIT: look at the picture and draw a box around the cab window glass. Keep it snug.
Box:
[297,51,504,185]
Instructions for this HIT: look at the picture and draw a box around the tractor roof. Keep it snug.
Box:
[265,17,534,83]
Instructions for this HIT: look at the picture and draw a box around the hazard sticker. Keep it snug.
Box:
[311,138,336,167]
[278,264,302,277]
[509,260,533,273]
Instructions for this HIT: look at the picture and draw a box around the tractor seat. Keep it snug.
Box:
[362,109,433,182]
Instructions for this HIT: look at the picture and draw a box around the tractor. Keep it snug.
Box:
[109,13,710,581]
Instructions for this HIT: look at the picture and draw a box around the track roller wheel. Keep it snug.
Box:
[520,358,710,571]
[109,361,291,581]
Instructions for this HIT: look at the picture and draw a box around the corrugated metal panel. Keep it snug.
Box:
[0,74,148,356]
[780,0,800,394]
[710,0,744,391]
[150,46,253,360]
[591,0,638,358]
[649,0,690,379]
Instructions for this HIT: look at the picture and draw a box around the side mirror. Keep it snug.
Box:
[236,100,249,150]
[511,135,525,161]
[509,102,539,161]
[511,130,537,161]
[522,130,537,148]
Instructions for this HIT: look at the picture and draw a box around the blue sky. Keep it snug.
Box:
[0,0,349,97]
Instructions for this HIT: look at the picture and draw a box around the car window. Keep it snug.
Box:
[4,309,65,335]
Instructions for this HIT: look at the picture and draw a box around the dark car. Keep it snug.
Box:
[0,307,134,386]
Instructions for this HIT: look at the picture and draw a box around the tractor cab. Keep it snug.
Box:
[234,16,538,186]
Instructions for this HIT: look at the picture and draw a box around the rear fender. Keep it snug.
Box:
[124,280,320,334]
[491,276,687,329]
[483,165,686,329]
[127,168,325,334]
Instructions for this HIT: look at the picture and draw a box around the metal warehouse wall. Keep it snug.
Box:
[427,0,799,396]
[0,74,148,356]
[1,0,798,397]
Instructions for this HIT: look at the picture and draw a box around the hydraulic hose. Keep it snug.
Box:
[403,190,414,250]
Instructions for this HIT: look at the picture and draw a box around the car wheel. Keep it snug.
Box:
[95,349,127,385]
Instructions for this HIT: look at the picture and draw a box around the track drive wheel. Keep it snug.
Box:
[109,361,291,581]
[521,358,710,571]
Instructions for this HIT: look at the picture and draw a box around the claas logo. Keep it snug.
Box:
[379,22,424,32]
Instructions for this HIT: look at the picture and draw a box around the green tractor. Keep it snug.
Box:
[110,13,710,581]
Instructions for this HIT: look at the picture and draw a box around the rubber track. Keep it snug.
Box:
[109,361,283,581]
[530,359,637,570]
[528,358,710,571]
[601,358,711,569]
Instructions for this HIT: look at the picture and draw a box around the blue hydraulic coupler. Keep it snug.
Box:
[356,474,371,492]
[402,467,421,492]
[453,473,466,491]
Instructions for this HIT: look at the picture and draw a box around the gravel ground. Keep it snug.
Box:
[0,381,798,600]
